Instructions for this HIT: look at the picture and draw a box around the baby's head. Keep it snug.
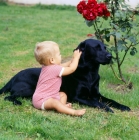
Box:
[34,41,60,65]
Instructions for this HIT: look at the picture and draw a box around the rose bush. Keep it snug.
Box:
[77,0,139,87]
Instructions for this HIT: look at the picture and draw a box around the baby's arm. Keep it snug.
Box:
[61,60,72,67]
[61,49,82,76]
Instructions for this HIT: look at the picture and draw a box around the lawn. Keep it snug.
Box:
[0,3,139,140]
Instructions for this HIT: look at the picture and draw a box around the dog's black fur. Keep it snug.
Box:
[0,39,130,113]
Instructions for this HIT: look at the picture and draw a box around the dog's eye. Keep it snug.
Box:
[96,45,101,51]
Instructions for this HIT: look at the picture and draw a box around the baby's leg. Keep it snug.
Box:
[43,98,86,116]
[59,92,67,104]
[59,92,72,108]
[65,103,72,108]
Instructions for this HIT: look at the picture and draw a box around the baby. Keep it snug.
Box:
[32,41,86,116]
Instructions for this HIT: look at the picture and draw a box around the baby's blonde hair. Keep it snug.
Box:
[34,41,59,65]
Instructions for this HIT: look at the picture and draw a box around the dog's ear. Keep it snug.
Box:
[74,40,86,52]
[74,39,93,65]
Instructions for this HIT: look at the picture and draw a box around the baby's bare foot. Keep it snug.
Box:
[65,103,72,108]
[74,109,86,116]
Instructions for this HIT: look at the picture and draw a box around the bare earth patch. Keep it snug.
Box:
[127,67,139,74]
[107,83,132,94]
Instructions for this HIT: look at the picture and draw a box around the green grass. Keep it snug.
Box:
[0,3,139,140]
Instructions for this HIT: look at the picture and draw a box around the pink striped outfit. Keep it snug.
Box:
[32,65,64,110]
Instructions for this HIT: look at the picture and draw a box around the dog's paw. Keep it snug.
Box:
[4,96,22,105]
[13,100,22,105]
[120,105,131,112]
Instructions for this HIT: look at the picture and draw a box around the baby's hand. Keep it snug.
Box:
[73,49,82,59]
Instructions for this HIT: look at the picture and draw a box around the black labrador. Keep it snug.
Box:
[0,39,131,113]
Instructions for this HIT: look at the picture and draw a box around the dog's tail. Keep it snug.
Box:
[0,77,14,94]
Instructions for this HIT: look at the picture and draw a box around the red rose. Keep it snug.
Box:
[97,3,110,17]
[96,3,104,17]
[82,8,97,21]
[103,10,110,17]
[87,0,97,5]
[77,0,87,14]
[87,0,97,10]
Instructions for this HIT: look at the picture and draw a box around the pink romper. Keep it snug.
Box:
[32,65,64,110]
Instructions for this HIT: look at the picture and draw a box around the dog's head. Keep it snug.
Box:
[75,39,112,65]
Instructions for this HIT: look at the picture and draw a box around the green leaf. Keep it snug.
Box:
[100,29,105,34]
[85,20,95,27]
[130,50,135,56]
[127,36,137,44]
[105,30,110,34]
[117,40,127,45]
[110,46,116,53]
[131,47,138,53]
[105,36,110,42]
[110,22,119,29]
[115,32,121,39]
[115,12,120,18]
[109,32,116,37]
[121,27,126,32]
[117,40,127,51]
[117,45,127,51]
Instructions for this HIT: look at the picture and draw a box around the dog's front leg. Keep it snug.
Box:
[100,95,131,111]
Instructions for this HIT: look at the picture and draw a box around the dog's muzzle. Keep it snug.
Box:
[106,54,112,60]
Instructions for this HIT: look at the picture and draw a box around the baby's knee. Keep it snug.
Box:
[60,92,67,97]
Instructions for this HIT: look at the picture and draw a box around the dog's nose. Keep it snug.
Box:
[106,54,112,59]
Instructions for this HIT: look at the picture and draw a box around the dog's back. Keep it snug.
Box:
[0,68,41,97]
[0,76,14,94]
